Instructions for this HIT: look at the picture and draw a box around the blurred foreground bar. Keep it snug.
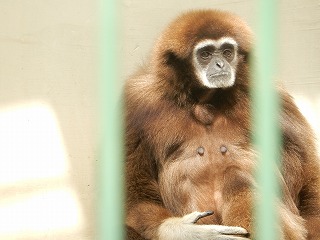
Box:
[253,0,280,239]
[99,0,124,240]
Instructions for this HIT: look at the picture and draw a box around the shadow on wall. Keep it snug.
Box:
[0,100,87,240]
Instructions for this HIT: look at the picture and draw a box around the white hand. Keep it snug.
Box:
[158,211,250,240]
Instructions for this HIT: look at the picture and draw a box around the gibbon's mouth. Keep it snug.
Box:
[209,72,229,78]
[206,72,234,88]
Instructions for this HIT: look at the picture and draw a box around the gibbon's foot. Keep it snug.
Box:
[158,211,250,240]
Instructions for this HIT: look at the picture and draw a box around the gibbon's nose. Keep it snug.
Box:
[215,60,224,69]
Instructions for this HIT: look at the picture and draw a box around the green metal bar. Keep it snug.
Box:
[98,0,124,240]
[253,0,280,239]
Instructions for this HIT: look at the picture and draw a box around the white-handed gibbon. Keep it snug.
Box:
[124,10,320,240]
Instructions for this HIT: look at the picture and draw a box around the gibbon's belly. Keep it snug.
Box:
[158,129,252,224]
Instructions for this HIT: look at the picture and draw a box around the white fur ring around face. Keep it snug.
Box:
[157,211,250,240]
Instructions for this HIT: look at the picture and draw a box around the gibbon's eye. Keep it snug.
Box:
[223,49,234,59]
[200,50,212,60]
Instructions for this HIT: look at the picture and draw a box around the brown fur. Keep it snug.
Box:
[125,10,320,239]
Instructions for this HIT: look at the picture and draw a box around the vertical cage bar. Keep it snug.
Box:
[98,0,124,240]
[253,0,280,239]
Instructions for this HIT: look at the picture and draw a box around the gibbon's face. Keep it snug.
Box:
[193,37,239,89]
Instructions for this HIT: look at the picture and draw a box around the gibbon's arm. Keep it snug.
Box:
[280,92,320,239]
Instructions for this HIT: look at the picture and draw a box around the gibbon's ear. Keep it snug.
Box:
[239,49,250,64]
[163,50,179,66]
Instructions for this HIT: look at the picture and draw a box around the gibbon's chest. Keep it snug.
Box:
[152,103,250,165]
[156,104,252,222]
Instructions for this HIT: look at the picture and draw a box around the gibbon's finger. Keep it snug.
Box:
[214,236,250,240]
[198,224,249,236]
[182,211,214,224]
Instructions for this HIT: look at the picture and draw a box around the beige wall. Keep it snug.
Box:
[0,1,98,239]
[0,0,319,239]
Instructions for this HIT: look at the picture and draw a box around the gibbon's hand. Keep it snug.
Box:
[158,211,250,240]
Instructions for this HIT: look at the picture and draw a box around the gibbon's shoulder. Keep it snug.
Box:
[124,67,162,108]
